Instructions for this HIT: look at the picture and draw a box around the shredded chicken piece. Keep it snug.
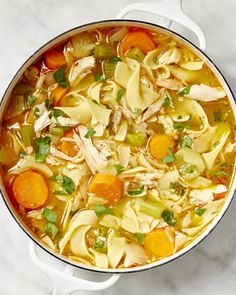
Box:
[156,78,183,91]
[69,56,95,86]
[112,107,122,133]
[34,109,52,132]
[49,145,83,163]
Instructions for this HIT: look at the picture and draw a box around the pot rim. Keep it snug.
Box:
[1,19,235,274]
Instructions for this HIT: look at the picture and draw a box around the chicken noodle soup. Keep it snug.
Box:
[1,26,235,269]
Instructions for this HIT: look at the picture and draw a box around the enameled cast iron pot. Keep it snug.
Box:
[1,0,235,294]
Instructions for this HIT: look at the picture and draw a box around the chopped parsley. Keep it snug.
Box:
[93,73,105,82]
[134,232,145,244]
[173,122,191,130]
[19,151,27,158]
[162,209,176,226]
[180,135,192,148]
[53,67,69,88]
[134,108,142,116]
[128,185,145,196]
[113,164,124,176]
[162,96,171,107]
[194,207,207,216]
[84,128,96,138]
[45,98,53,110]
[116,88,125,102]
[34,136,51,163]
[34,107,40,118]
[162,148,176,163]
[209,170,229,178]
[93,205,113,217]
[52,174,75,194]
[184,164,196,174]
[179,85,191,95]
[44,223,59,240]
[52,109,64,118]
[95,238,105,249]
[43,208,58,239]
[213,111,223,122]
[42,208,57,223]
[109,56,121,64]
[27,94,35,107]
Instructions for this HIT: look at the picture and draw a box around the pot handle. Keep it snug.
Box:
[116,0,206,51]
[29,241,120,295]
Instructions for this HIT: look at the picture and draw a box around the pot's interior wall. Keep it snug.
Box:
[0,20,235,273]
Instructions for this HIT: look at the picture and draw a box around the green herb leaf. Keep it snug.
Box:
[134,232,145,244]
[53,67,69,88]
[194,207,207,216]
[134,108,142,116]
[162,148,176,163]
[162,209,176,226]
[45,99,53,110]
[93,205,113,217]
[95,237,105,249]
[52,109,64,118]
[184,164,196,174]
[34,136,51,163]
[44,223,59,239]
[34,107,40,118]
[42,208,57,223]
[53,190,68,195]
[179,85,191,95]
[213,111,223,122]
[209,170,229,178]
[94,73,105,82]
[128,185,145,196]
[27,94,35,107]
[84,128,96,138]
[109,56,121,64]
[19,151,27,158]
[213,141,219,148]
[116,88,125,102]
[162,96,171,107]
[173,122,191,130]
[180,136,192,148]
[51,174,75,194]
[113,164,124,176]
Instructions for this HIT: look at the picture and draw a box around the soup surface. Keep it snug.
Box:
[1,26,235,269]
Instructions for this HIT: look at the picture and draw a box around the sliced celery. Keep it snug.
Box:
[140,200,165,218]
[103,61,116,78]
[126,133,147,147]
[20,124,34,146]
[94,43,114,59]
[6,95,25,119]
[126,47,145,62]
[49,125,65,136]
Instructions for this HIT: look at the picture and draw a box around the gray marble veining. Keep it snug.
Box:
[0,0,236,294]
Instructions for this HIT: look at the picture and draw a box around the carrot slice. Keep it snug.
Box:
[59,130,79,157]
[50,85,69,106]
[44,45,66,70]
[149,134,175,160]
[120,29,156,54]
[144,228,174,258]
[12,170,49,209]
[214,192,227,200]
[88,173,124,204]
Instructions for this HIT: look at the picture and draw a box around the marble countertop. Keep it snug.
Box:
[1,0,236,294]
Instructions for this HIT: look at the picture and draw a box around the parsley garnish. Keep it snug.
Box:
[93,205,113,217]
[52,109,64,118]
[134,232,145,244]
[34,136,51,163]
[134,108,142,116]
[109,56,121,64]
[128,185,145,196]
[94,237,105,249]
[116,88,125,102]
[162,209,176,226]
[184,164,196,174]
[44,223,59,240]
[51,174,76,194]
[94,73,105,82]
[162,148,176,163]
[34,107,40,118]
[53,67,69,88]
[173,122,191,130]
[194,207,207,216]
[113,164,124,176]
[180,135,192,148]
[84,128,96,138]
[45,98,53,110]
[179,85,191,95]
[27,94,35,107]
[43,208,58,239]
[42,208,57,223]
[213,111,223,122]
[162,96,171,107]
[19,151,27,158]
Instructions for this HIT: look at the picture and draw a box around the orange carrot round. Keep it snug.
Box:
[50,85,69,106]
[44,45,66,70]
[144,228,174,258]
[88,173,124,204]
[59,130,79,157]
[120,29,156,54]
[149,134,175,160]
[12,170,49,209]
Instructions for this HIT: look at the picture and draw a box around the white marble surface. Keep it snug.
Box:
[0,0,236,294]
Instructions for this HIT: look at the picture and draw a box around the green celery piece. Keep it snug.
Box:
[140,200,165,218]
[94,43,114,59]
[126,133,147,147]
[103,60,116,78]
[49,125,65,136]
[126,47,145,62]
[7,95,25,119]
[20,124,34,146]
